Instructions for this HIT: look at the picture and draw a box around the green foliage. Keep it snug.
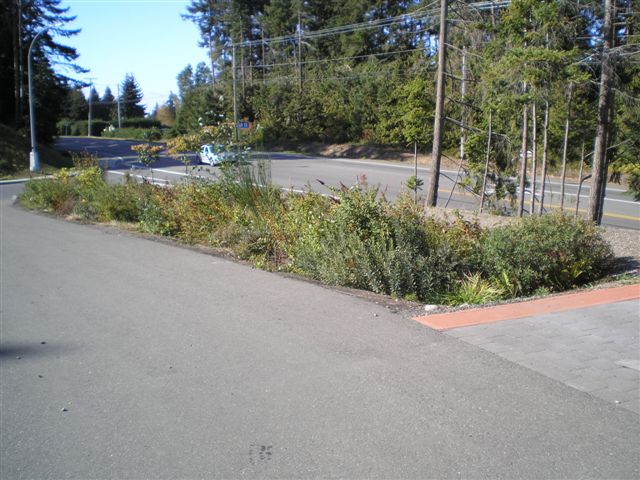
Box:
[1,0,83,144]
[102,127,163,141]
[481,213,614,295]
[21,170,76,213]
[173,84,227,133]
[444,273,505,306]
[120,74,145,118]
[290,185,462,302]
[20,161,616,305]
[58,119,109,137]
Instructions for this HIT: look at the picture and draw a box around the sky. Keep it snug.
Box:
[56,0,209,112]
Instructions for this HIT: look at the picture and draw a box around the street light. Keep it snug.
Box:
[28,24,57,172]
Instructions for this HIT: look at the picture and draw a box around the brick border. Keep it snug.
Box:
[413,284,640,331]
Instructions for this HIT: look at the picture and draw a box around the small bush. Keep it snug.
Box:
[103,127,163,141]
[69,120,109,137]
[444,273,505,305]
[481,213,614,295]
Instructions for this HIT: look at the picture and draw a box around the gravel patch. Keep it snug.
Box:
[601,227,640,260]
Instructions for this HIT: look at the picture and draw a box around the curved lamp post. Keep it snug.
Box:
[28,25,54,172]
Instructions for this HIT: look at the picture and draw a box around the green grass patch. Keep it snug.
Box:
[1,124,72,178]
[19,161,616,306]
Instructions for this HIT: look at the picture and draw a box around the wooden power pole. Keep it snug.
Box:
[426,0,448,207]
[588,0,615,224]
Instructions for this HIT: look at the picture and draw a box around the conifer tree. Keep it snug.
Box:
[120,74,145,118]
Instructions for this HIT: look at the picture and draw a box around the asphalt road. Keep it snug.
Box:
[1,184,640,478]
[55,136,640,230]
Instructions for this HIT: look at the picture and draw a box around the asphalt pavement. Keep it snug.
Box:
[54,136,640,230]
[1,183,639,479]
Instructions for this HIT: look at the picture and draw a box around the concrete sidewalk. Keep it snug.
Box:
[415,286,640,414]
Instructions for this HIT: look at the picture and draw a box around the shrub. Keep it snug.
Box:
[102,128,163,140]
[21,169,76,213]
[69,120,109,137]
[444,273,505,305]
[291,185,461,302]
[119,118,161,129]
[481,213,614,295]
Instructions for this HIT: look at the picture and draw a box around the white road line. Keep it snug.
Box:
[107,170,169,186]
[299,157,629,193]
[128,163,638,207]
[152,168,188,176]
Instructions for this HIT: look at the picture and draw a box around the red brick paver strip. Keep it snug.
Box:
[414,284,640,331]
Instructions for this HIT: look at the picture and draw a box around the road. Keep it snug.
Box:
[55,136,640,229]
[1,183,639,478]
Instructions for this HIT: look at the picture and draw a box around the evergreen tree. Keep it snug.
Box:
[61,88,88,121]
[177,65,194,102]
[194,62,213,86]
[98,86,115,121]
[88,86,100,120]
[120,74,145,118]
[1,0,84,143]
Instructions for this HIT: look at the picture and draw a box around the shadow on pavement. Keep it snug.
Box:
[611,256,640,275]
[0,342,76,361]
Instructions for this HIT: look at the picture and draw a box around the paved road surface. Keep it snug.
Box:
[1,183,639,478]
[55,137,640,230]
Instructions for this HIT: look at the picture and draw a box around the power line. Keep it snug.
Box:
[233,2,442,49]
[249,45,432,70]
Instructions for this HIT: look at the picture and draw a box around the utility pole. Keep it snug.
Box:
[298,10,303,95]
[588,0,614,224]
[87,81,93,137]
[426,0,448,207]
[232,42,239,141]
[261,24,266,77]
[117,83,122,129]
[240,33,245,99]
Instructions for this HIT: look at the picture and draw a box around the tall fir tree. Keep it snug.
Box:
[120,73,145,118]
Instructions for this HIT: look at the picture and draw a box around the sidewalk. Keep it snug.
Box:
[414,285,640,414]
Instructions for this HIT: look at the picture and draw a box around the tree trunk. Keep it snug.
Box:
[575,143,586,219]
[12,0,23,126]
[588,0,614,224]
[559,83,573,211]
[518,94,528,217]
[480,110,493,213]
[530,102,537,215]
[459,46,467,166]
[538,100,550,214]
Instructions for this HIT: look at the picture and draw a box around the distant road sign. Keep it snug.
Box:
[237,122,250,129]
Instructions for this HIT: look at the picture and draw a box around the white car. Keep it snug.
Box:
[198,144,235,166]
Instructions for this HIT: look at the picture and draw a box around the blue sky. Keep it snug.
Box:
[58,0,209,112]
